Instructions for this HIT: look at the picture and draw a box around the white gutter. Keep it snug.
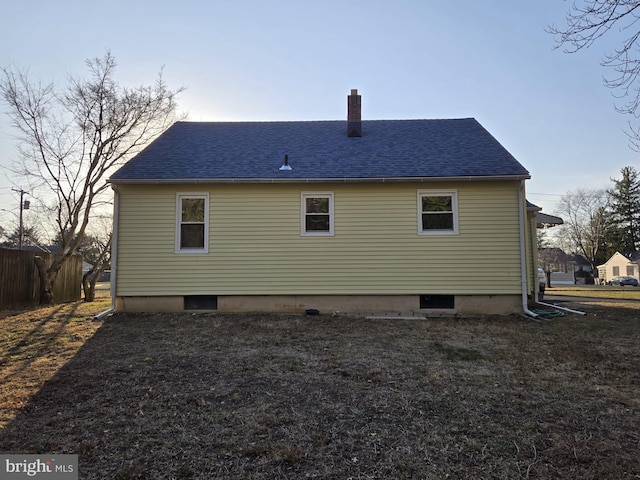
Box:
[94,188,119,320]
[519,181,539,318]
[107,174,531,185]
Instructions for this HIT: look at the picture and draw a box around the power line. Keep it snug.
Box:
[527,192,564,197]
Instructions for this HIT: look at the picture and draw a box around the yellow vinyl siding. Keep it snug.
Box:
[115,182,523,296]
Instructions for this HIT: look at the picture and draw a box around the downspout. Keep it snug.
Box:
[530,205,587,316]
[519,181,539,318]
[94,187,119,320]
[525,196,586,317]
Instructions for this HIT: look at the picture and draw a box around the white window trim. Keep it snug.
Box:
[301,192,335,237]
[417,189,459,236]
[175,192,209,254]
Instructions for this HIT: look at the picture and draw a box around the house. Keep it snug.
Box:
[597,251,640,283]
[538,247,593,284]
[535,212,563,229]
[107,90,540,316]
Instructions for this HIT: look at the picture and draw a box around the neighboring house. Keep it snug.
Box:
[538,247,593,285]
[20,245,60,254]
[597,251,640,283]
[107,90,540,315]
[81,261,93,276]
[538,248,592,274]
[535,212,563,229]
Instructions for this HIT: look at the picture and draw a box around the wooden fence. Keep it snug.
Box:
[0,248,82,309]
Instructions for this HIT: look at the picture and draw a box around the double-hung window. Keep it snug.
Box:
[176,193,209,253]
[301,192,334,236]
[418,190,458,235]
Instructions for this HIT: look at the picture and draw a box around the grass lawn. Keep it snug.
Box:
[547,284,640,300]
[1,297,639,479]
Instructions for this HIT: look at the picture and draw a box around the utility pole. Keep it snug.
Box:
[11,188,29,250]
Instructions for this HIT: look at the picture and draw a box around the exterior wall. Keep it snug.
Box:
[114,181,525,311]
[598,252,639,283]
[116,294,522,316]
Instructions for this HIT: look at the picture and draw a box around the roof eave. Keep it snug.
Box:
[108,174,531,185]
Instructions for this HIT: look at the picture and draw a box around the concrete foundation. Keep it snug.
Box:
[115,294,522,316]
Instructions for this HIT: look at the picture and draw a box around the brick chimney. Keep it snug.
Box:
[347,89,362,137]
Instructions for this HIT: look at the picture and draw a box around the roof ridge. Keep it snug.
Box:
[174,118,477,125]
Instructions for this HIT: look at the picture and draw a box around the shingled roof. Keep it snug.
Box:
[109,118,530,183]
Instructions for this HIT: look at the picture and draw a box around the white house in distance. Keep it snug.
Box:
[597,252,640,283]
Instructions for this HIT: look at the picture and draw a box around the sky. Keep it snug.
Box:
[0,0,638,231]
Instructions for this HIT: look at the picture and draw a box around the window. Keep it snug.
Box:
[627,265,635,276]
[613,266,620,276]
[176,193,209,253]
[301,193,334,236]
[418,190,458,235]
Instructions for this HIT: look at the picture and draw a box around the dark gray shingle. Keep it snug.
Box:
[109,118,529,182]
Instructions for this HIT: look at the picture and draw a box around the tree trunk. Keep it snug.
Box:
[82,272,93,302]
[34,256,55,304]
[82,267,104,302]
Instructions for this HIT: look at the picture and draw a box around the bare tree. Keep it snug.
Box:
[554,188,611,272]
[548,1,640,146]
[78,215,113,302]
[538,247,569,280]
[537,228,551,249]
[0,52,183,303]
[82,233,112,302]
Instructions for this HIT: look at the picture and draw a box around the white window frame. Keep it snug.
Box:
[301,192,334,237]
[175,192,209,254]
[417,190,459,236]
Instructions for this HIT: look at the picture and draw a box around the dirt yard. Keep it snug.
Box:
[0,297,639,479]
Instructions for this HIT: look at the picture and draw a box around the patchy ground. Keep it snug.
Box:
[0,297,639,479]
[0,299,110,430]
